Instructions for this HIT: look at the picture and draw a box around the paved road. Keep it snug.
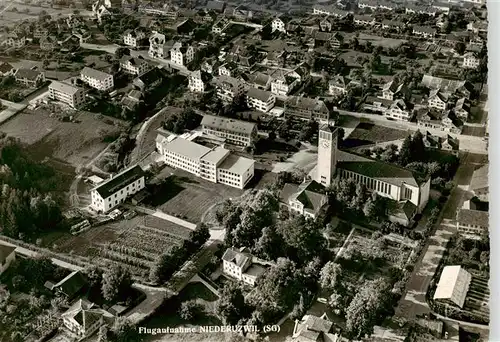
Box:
[394,152,479,322]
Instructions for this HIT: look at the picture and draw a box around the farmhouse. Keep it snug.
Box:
[90,165,146,213]
[80,67,114,92]
[0,33,25,48]
[222,247,268,286]
[433,265,472,308]
[48,81,86,109]
[280,180,328,220]
[14,69,45,88]
[44,271,87,300]
[385,99,413,121]
[0,243,15,276]
[201,114,257,147]
[156,136,255,189]
[316,126,430,212]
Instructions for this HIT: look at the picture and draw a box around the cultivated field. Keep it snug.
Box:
[50,214,191,279]
[149,168,244,223]
[357,33,407,48]
[0,107,125,167]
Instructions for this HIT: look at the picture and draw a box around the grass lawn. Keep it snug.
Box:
[343,122,411,148]
[149,171,244,223]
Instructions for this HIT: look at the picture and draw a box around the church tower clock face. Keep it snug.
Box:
[322,140,330,148]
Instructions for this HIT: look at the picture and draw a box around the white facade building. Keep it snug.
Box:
[462,53,480,69]
[201,114,257,146]
[80,67,114,91]
[222,247,268,286]
[90,165,146,213]
[120,56,149,76]
[215,75,246,104]
[48,81,86,108]
[188,70,205,93]
[271,18,286,33]
[170,42,194,66]
[123,29,146,48]
[157,136,255,189]
[428,89,448,110]
[246,87,276,112]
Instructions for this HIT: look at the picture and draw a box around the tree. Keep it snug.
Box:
[363,198,377,218]
[102,265,132,302]
[480,251,489,265]
[398,135,412,166]
[290,294,306,320]
[179,300,202,320]
[110,317,139,342]
[278,215,326,262]
[189,223,210,248]
[410,131,426,162]
[255,226,283,261]
[216,283,248,325]
[115,47,130,59]
[84,265,103,289]
[345,278,391,340]
[320,261,343,290]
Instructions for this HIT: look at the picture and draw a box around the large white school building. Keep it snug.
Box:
[156,133,254,189]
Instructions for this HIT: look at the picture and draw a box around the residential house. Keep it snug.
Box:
[120,89,143,111]
[45,271,87,300]
[188,70,207,93]
[270,69,300,97]
[388,200,418,227]
[380,80,408,101]
[170,42,194,66]
[364,96,393,114]
[123,29,146,48]
[62,299,112,338]
[206,0,226,13]
[330,32,344,49]
[441,135,459,152]
[246,88,275,113]
[251,72,272,91]
[1,33,25,48]
[222,247,268,286]
[421,75,474,99]
[90,165,146,213]
[405,4,437,16]
[0,243,15,276]
[34,27,49,38]
[385,99,413,121]
[454,98,471,120]
[416,109,444,130]
[218,62,237,77]
[201,114,257,147]
[412,25,437,39]
[422,131,441,149]
[319,17,334,32]
[14,69,45,88]
[312,5,349,18]
[358,0,378,10]
[381,20,405,32]
[441,110,462,134]
[215,75,246,104]
[148,31,172,59]
[49,81,86,108]
[329,75,347,95]
[40,35,57,51]
[353,15,375,27]
[463,52,480,69]
[292,313,339,342]
[457,202,488,239]
[120,56,150,76]
[212,18,230,34]
[280,180,328,219]
[138,3,178,18]
[467,21,487,34]
[0,62,14,76]
[469,164,488,202]
[428,89,449,110]
[133,68,163,92]
[271,17,286,33]
[80,67,114,92]
[285,96,332,123]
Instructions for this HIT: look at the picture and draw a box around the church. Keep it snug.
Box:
[316,125,431,214]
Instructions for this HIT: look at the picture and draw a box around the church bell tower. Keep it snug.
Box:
[317,125,338,187]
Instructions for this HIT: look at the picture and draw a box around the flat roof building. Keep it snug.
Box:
[201,114,257,147]
[49,81,86,108]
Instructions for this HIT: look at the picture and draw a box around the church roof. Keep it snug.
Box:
[337,150,428,187]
